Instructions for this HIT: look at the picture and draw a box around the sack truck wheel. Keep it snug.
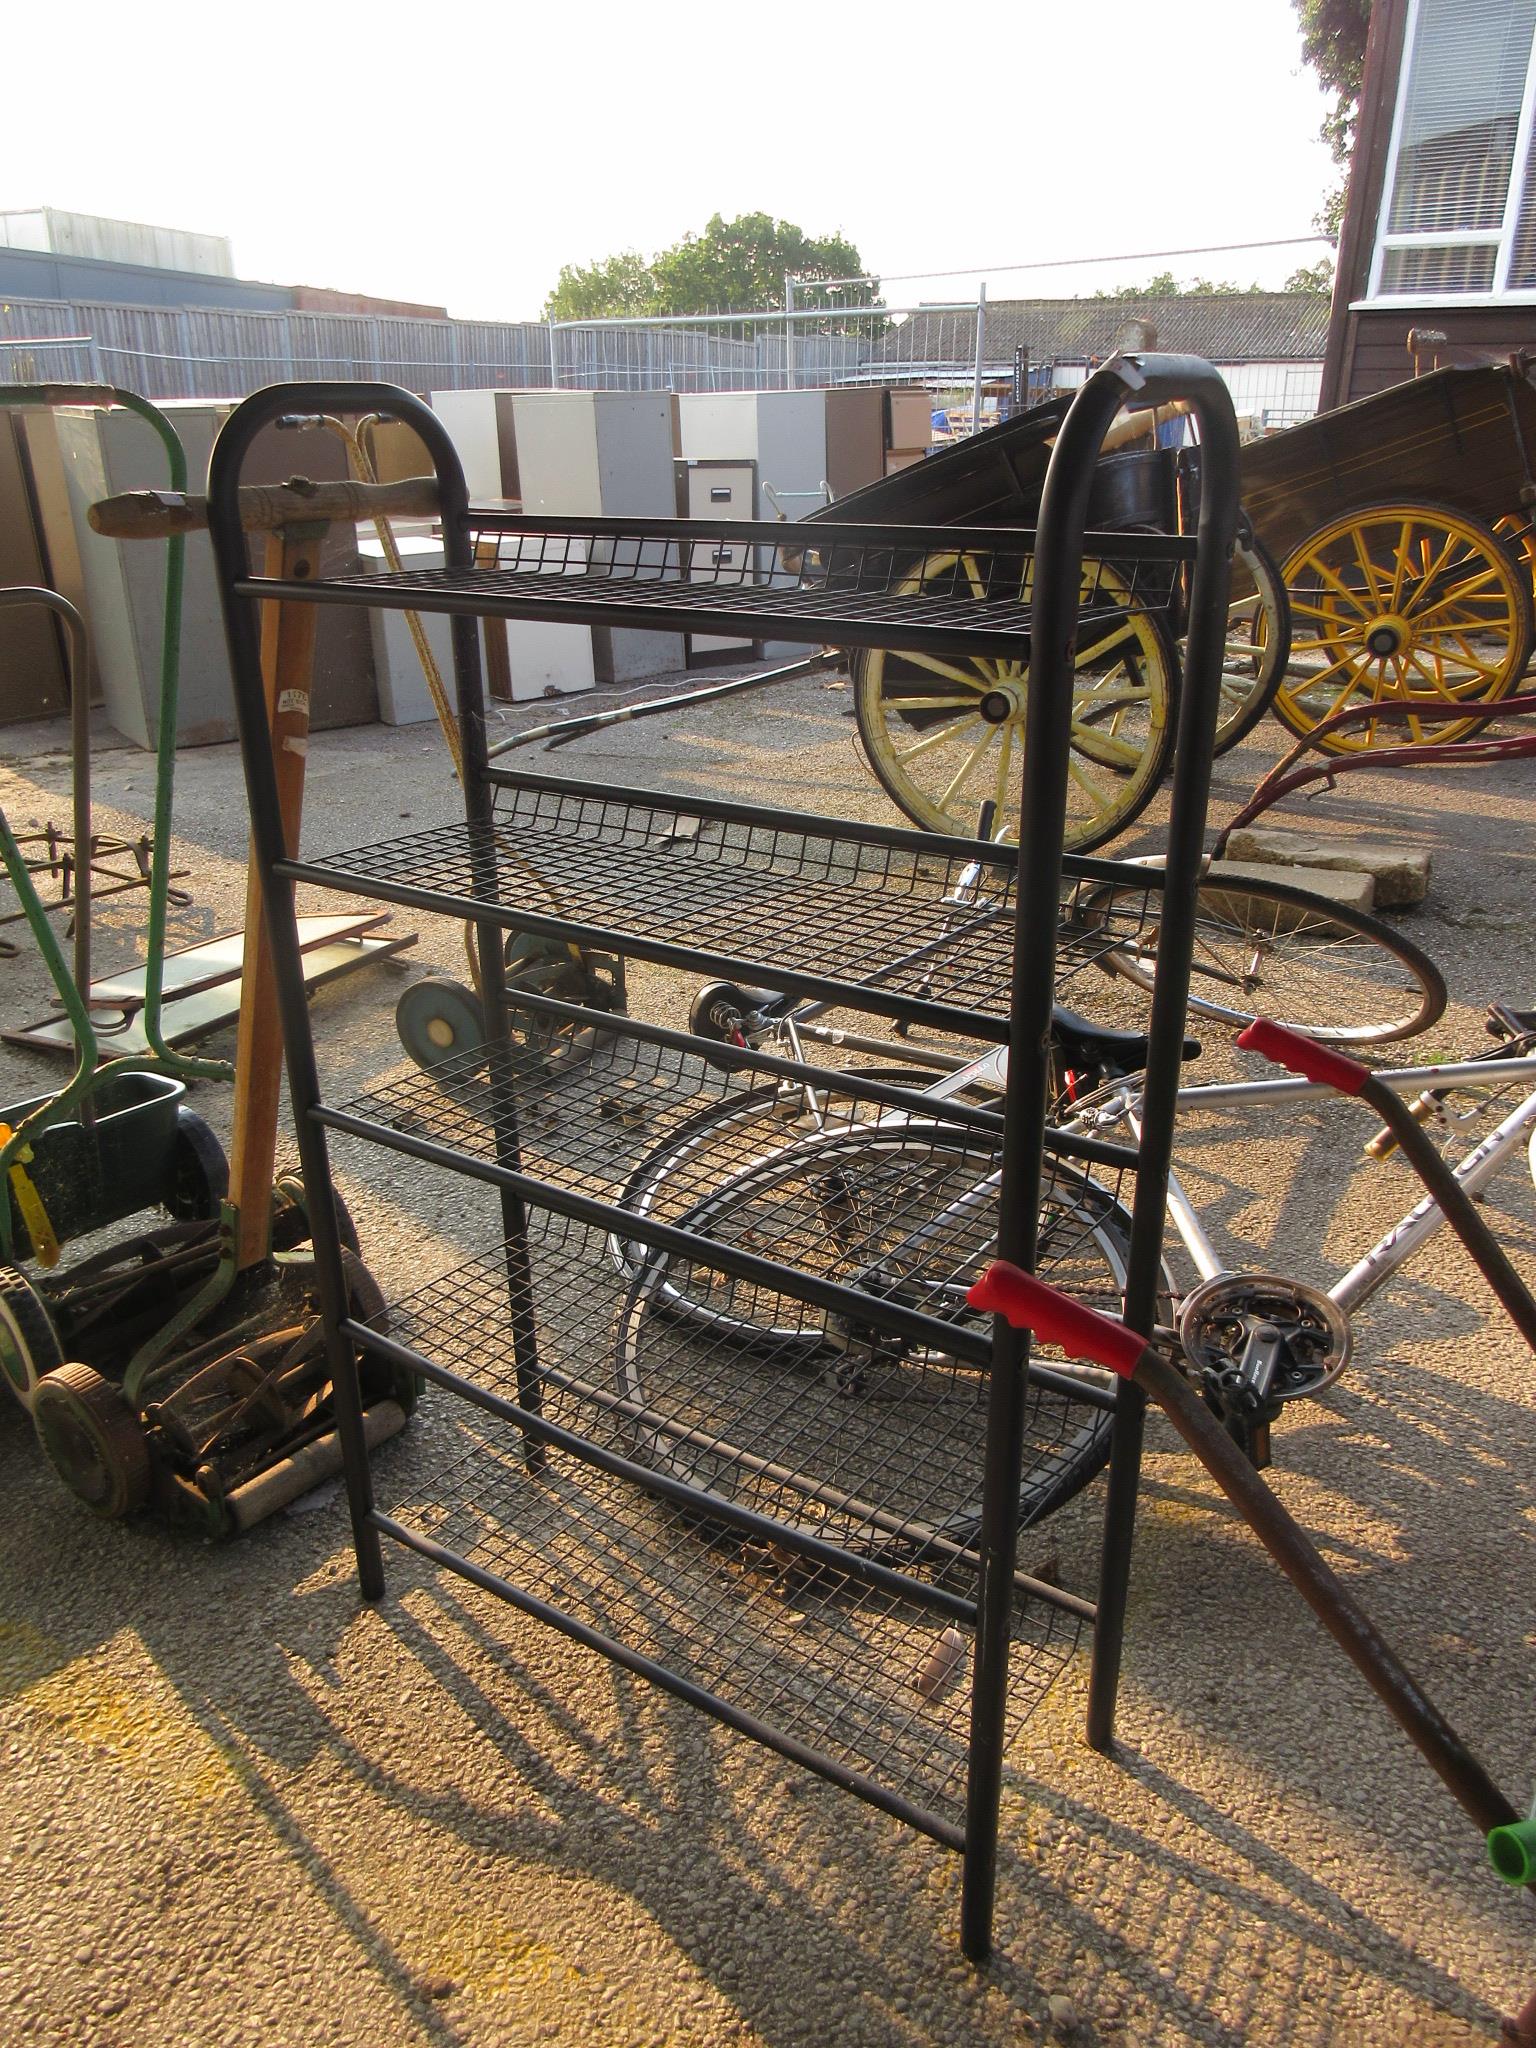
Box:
[395,976,487,1074]
[271,1172,362,1257]
[32,1362,152,1518]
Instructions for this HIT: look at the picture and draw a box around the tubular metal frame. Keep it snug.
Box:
[202,356,1239,1964]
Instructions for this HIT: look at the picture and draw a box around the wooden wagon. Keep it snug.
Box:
[1239,357,1536,753]
[808,393,1288,850]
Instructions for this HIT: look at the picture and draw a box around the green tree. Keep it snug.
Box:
[1284,257,1336,292]
[1294,0,1372,239]
[543,213,873,319]
[1092,273,1263,300]
[541,249,656,321]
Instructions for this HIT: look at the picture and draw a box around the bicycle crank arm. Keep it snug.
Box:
[966,1258,1526,1853]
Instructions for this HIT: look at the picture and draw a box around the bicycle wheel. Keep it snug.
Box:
[1077,868,1446,1045]
[613,1126,1129,1549]
[1274,500,1534,752]
[608,1067,943,1282]
[1208,528,1291,755]
[852,551,1175,853]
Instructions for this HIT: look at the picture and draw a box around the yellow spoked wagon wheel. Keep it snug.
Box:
[1276,501,1534,753]
[1493,511,1536,598]
[852,552,1175,852]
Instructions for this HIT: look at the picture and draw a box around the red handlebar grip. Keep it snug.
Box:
[966,1261,1144,1378]
[1236,1018,1369,1096]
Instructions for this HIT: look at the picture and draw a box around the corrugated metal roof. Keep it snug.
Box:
[976,293,1330,364]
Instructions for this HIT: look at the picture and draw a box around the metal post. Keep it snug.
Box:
[972,285,988,435]
[784,275,795,390]
[547,318,559,390]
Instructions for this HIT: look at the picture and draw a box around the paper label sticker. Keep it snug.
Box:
[277,689,309,714]
[282,735,308,756]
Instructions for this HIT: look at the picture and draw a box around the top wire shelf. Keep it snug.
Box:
[235,513,1194,660]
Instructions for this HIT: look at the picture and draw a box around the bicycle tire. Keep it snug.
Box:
[613,1126,1130,1550]
[1077,867,1446,1045]
[607,1065,948,1282]
[1209,527,1291,755]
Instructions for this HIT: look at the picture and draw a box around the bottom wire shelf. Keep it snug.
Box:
[369,1215,1095,1834]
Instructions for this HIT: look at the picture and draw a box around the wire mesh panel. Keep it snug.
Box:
[337,1019,1128,1559]
[275,516,1187,663]
[353,1019,1113,1829]
[290,781,1164,1037]
[377,1236,1085,1832]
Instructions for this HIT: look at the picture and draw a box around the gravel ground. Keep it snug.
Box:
[0,670,1532,2048]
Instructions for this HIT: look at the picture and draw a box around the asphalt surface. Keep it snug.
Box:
[0,670,1532,2048]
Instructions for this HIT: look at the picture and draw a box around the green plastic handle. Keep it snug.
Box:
[1487,1815,1536,1885]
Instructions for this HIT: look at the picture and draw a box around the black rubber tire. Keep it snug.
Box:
[1078,867,1447,1045]
[1210,527,1292,755]
[608,1068,945,1281]
[614,1127,1129,1542]
[32,1362,152,1519]
[395,976,487,1074]
[165,1110,230,1221]
[0,1264,65,1413]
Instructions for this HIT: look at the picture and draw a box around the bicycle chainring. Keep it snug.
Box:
[1177,1272,1352,1402]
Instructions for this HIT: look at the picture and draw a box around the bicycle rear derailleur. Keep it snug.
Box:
[1176,1273,1352,1469]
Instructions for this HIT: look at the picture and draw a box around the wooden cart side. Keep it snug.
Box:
[1239,363,1536,563]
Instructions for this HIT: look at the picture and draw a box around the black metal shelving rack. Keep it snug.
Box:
[204,358,1241,1962]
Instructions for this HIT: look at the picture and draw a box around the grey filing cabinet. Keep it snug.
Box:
[511,391,683,684]
[676,391,833,656]
[25,400,376,746]
[430,388,683,693]
[675,457,759,662]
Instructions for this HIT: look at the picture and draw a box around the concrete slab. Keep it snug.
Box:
[1224,826,1431,908]
[1203,856,1376,926]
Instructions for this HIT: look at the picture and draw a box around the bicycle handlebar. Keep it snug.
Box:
[967,1262,1144,1376]
[1235,1019,1369,1096]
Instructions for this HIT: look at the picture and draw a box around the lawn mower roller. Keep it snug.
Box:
[3,455,421,1534]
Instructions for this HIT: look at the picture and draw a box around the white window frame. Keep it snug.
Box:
[1359,0,1536,308]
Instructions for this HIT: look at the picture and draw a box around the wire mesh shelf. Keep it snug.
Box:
[367,1202,1094,1832]
[288,780,1163,1037]
[334,1020,1126,1555]
[239,515,1190,659]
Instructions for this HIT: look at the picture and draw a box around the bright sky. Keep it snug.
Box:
[4,0,1337,317]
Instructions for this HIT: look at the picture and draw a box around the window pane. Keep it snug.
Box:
[1509,125,1536,281]
[1381,243,1498,292]
[1388,0,1536,236]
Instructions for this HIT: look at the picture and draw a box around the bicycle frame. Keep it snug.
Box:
[1054,1052,1536,1319]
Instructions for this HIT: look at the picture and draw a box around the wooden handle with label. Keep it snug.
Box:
[88,475,441,539]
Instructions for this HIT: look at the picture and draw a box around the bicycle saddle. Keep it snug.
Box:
[688,981,797,1041]
[1050,1003,1200,1079]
